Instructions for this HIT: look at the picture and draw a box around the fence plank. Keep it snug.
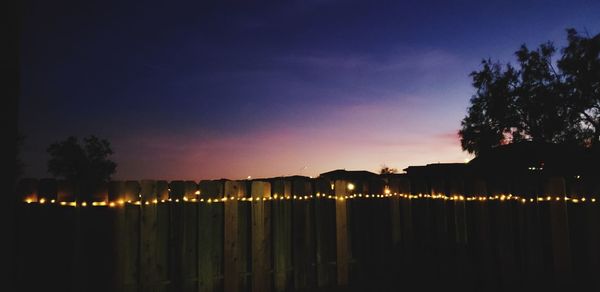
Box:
[224,181,246,292]
[334,180,349,286]
[198,180,225,292]
[272,180,292,292]
[251,181,272,292]
[292,178,316,290]
[544,177,572,287]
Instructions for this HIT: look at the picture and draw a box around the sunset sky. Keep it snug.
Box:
[19,0,600,180]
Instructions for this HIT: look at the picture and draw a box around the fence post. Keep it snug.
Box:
[543,177,572,286]
[111,180,140,292]
[314,179,336,288]
[139,180,169,292]
[334,180,349,287]
[224,181,246,292]
[387,177,406,248]
[292,178,316,290]
[272,180,292,292]
[198,180,225,292]
[251,181,272,292]
[169,180,186,292]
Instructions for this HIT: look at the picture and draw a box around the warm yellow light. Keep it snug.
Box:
[347,183,355,191]
[183,197,188,202]
[81,202,87,207]
[384,188,391,195]
[25,198,33,204]
[39,198,46,204]
[195,190,200,195]
[109,202,116,207]
[51,199,56,203]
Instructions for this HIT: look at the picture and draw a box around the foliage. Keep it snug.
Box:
[380,165,398,174]
[460,29,600,155]
[47,136,116,192]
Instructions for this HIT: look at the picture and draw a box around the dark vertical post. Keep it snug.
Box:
[224,181,246,292]
[544,177,572,286]
[169,180,186,292]
[198,180,225,292]
[334,180,349,286]
[292,178,316,290]
[272,180,292,292]
[140,180,168,292]
[314,180,335,288]
[113,180,140,292]
[251,181,272,292]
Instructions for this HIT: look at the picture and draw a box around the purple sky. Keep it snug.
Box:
[19,0,600,180]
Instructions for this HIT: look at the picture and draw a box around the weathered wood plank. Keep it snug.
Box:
[251,181,272,292]
[224,181,246,292]
[272,180,292,292]
[198,180,225,292]
[334,180,349,286]
[544,177,572,286]
[292,178,316,290]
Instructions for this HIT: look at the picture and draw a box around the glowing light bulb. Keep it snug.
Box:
[347,183,355,191]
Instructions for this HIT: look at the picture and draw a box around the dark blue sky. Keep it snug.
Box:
[19,0,600,179]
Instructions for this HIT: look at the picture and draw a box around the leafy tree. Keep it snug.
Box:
[460,29,600,155]
[380,165,398,174]
[47,136,116,195]
[558,29,600,146]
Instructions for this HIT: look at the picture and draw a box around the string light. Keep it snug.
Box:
[20,191,599,207]
[347,183,355,191]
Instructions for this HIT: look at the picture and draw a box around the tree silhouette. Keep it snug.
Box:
[47,136,116,197]
[380,165,398,174]
[460,29,600,155]
[559,29,600,146]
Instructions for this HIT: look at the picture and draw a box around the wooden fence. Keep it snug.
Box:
[14,176,600,291]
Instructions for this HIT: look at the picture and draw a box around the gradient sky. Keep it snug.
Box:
[19,0,600,180]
